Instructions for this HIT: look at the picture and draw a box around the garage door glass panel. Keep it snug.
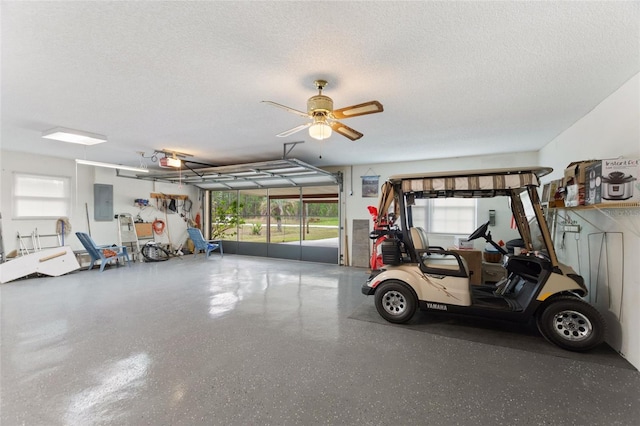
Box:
[301,187,338,248]
[210,191,240,240]
[238,190,267,243]
[269,188,301,245]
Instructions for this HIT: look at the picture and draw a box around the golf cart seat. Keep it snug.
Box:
[410,227,469,274]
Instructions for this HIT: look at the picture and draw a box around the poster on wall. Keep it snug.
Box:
[361,175,379,198]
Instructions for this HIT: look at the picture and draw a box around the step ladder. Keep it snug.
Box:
[16,229,62,255]
[116,213,141,262]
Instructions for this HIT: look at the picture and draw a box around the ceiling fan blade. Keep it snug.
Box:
[276,122,312,137]
[329,121,363,141]
[262,101,310,118]
[331,100,383,119]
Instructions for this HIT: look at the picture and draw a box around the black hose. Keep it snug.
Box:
[141,242,170,262]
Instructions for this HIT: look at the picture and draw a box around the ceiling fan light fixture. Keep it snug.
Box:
[309,122,332,140]
[264,79,383,141]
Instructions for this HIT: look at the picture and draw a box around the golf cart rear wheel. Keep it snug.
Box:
[537,296,605,352]
[374,280,417,324]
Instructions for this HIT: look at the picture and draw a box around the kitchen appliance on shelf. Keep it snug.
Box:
[602,172,636,200]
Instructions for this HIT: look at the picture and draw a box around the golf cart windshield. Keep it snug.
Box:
[381,167,557,267]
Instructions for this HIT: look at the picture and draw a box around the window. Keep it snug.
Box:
[13,173,71,218]
[427,198,477,234]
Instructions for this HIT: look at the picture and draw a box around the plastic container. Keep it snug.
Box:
[381,239,401,265]
[483,243,502,263]
[483,251,503,263]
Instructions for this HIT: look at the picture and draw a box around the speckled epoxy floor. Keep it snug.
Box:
[1,255,639,425]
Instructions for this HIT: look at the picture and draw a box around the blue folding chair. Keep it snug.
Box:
[187,228,223,258]
[75,232,131,272]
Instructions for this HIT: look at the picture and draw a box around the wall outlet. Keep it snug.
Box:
[563,224,581,233]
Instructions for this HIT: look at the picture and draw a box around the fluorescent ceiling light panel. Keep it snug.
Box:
[43,127,107,145]
[75,159,149,173]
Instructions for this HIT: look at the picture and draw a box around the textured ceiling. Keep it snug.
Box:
[2,1,639,170]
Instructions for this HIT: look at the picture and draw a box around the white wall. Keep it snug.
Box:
[1,151,200,256]
[539,73,640,368]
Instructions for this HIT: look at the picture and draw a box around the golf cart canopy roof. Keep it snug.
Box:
[389,167,552,195]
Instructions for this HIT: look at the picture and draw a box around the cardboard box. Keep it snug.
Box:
[564,160,598,186]
[453,236,474,250]
[600,158,640,203]
[135,222,153,238]
[584,161,602,205]
[563,161,597,206]
[451,249,482,285]
[563,160,603,206]
[548,178,565,208]
[564,184,580,207]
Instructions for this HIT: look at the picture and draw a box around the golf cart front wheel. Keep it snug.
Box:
[374,280,417,324]
[537,296,605,352]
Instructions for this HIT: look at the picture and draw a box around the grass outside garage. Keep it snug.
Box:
[222,218,339,243]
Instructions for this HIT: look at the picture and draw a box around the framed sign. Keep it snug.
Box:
[362,175,379,198]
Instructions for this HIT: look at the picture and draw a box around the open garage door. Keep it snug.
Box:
[128,157,342,264]
[208,186,340,264]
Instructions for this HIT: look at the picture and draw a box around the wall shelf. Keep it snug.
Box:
[550,202,639,238]
[150,193,189,200]
[550,201,640,210]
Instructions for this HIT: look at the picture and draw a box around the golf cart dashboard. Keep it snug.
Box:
[506,255,549,283]
[493,257,550,304]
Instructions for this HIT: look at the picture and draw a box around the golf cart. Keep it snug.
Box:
[361,167,605,351]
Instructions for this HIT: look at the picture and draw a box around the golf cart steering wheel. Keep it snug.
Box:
[468,220,491,241]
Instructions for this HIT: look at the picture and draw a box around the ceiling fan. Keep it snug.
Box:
[263,79,383,141]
